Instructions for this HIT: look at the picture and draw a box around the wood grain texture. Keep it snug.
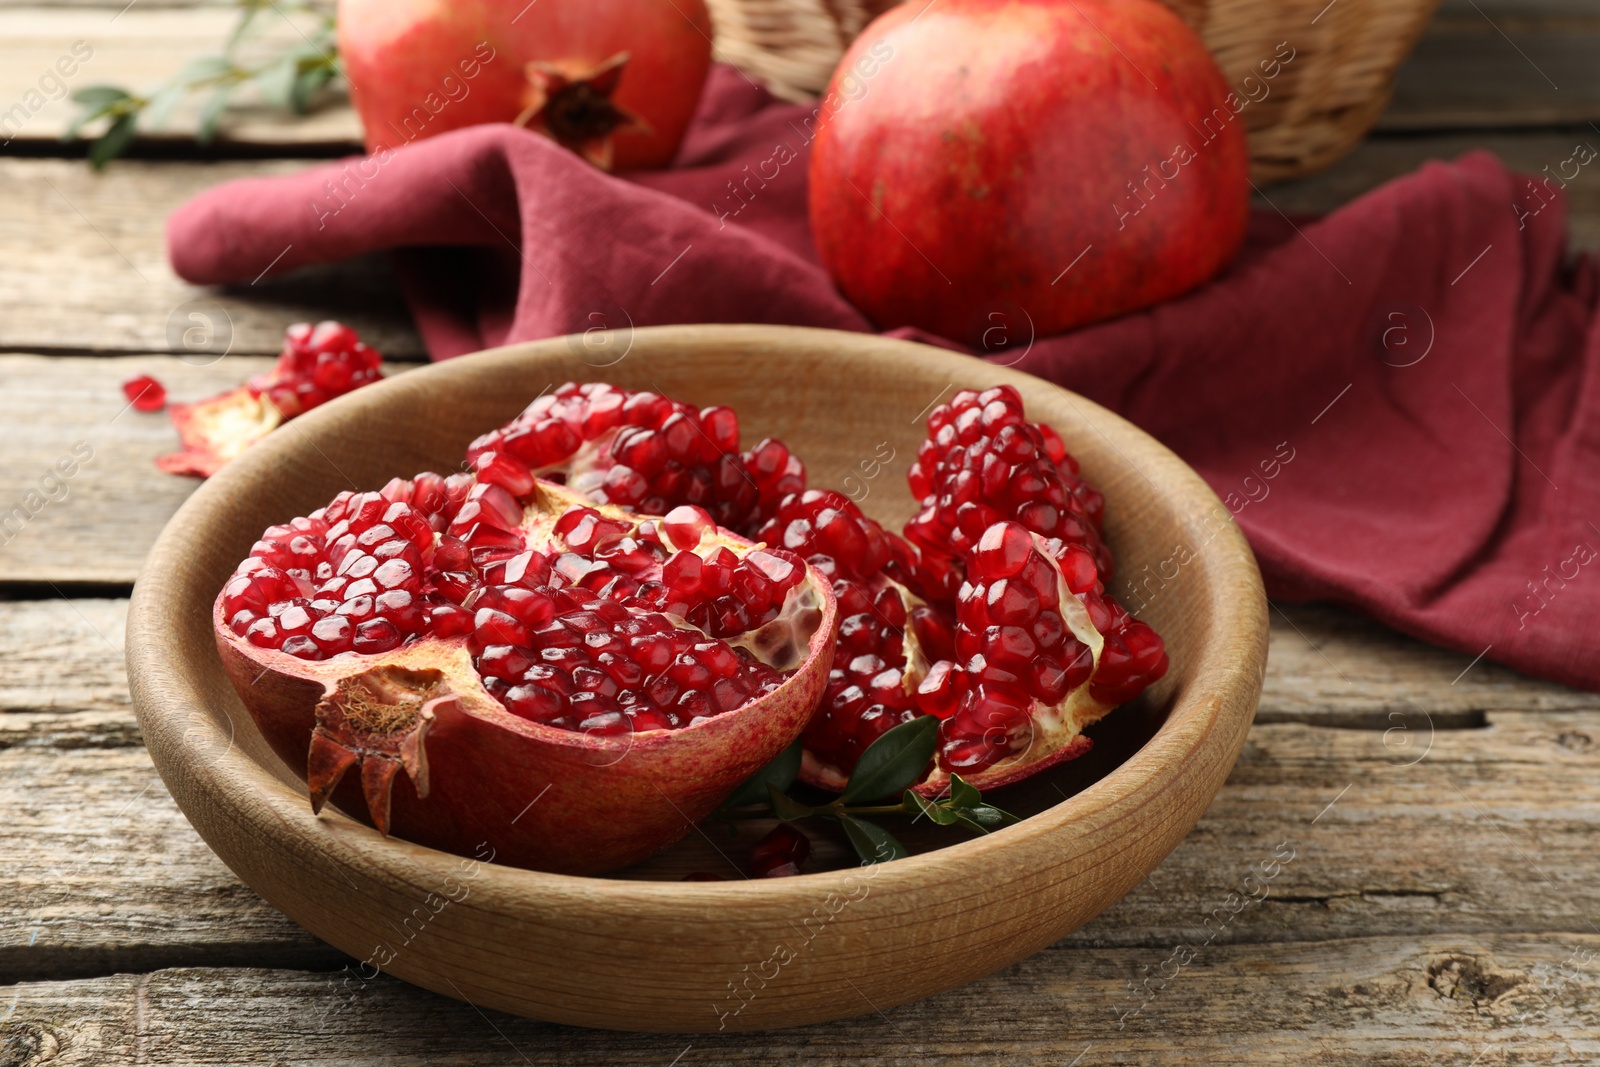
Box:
[6,703,1599,985]
[1379,12,1600,130]
[1262,129,1600,250]
[2,131,1596,365]
[0,160,423,357]
[0,353,388,586]
[3,935,1598,1065]
[3,2,1595,149]
[124,326,1267,1030]
[0,598,127,714]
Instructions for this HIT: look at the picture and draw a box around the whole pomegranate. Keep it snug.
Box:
[338,0,713,169]
[808,0,1250,341]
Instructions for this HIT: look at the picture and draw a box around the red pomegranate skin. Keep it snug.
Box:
[808,0,1251,341]
[338,0,713,169]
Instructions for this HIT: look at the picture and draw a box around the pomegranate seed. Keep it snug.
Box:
[906,385,1109,582]
[122,374,166,412]
[750,823,811,877]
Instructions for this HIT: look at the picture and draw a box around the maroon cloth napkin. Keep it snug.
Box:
[169,66,1600,692]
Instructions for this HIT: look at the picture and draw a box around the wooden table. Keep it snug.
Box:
[4,2,1599,1062]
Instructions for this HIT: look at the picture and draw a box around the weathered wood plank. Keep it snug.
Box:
[4,127,1597,364]
[1,353,274,586]
[1259,602,1593,724]
[0,159,422,357]
[1379,14,1600,131]
[4,705,1598,982]
[1263,129,1600,250]
[3,935,1598,1063]
[1,3,1595,150]
[0,722,341,982]
[0,136,1590,360]
[0,598,127,714]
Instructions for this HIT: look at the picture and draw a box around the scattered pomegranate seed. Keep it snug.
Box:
[750,823,811,877]
[157,320,383,478]
[122,374,167,412]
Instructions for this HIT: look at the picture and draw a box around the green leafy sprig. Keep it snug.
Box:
[719,716,1021,865]
[66,0,341,168]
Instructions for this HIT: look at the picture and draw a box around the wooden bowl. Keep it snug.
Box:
[128,325,1266,1033]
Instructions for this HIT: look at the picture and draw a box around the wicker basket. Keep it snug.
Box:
[705,0,1441,183]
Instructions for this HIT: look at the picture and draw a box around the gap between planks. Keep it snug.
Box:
[2,936,1599,1065]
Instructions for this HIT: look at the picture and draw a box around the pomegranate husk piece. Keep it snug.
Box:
[156,387,282,478]
[159,321,382,479]
[215,488,838,876]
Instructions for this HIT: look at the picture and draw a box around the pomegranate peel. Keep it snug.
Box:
[216,473,838,875]
[157,386,284,478]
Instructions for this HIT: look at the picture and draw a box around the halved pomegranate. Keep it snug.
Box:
[215,472,836,876]
[465,382,806,536]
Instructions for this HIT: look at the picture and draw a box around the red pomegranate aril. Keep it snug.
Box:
[281,635,322,659]
[310,614,354,653]
[245,617,280,648]
[906,386,1111,583]
[662,505,715,550]
[353,618,402,653]
[123,373,167,412]
[915,660,961,719]
[750,822,811,878]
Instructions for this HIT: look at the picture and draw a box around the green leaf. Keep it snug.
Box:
[291,64,336,113]
[177,55,235,83]
[766,781,815,822]
[70,85,131,109]
[197,84,234,143]
[223,5,262,55]
[838,815,908,865]
[63,103,112,142]
[722,738,802,810]
[254,55,299,111]
[949,773,983,810]
[839,715,938,804]
[903,789,960,826]
[950,804,1022,835]
[141,84,186,131]
[87,113,138,169]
